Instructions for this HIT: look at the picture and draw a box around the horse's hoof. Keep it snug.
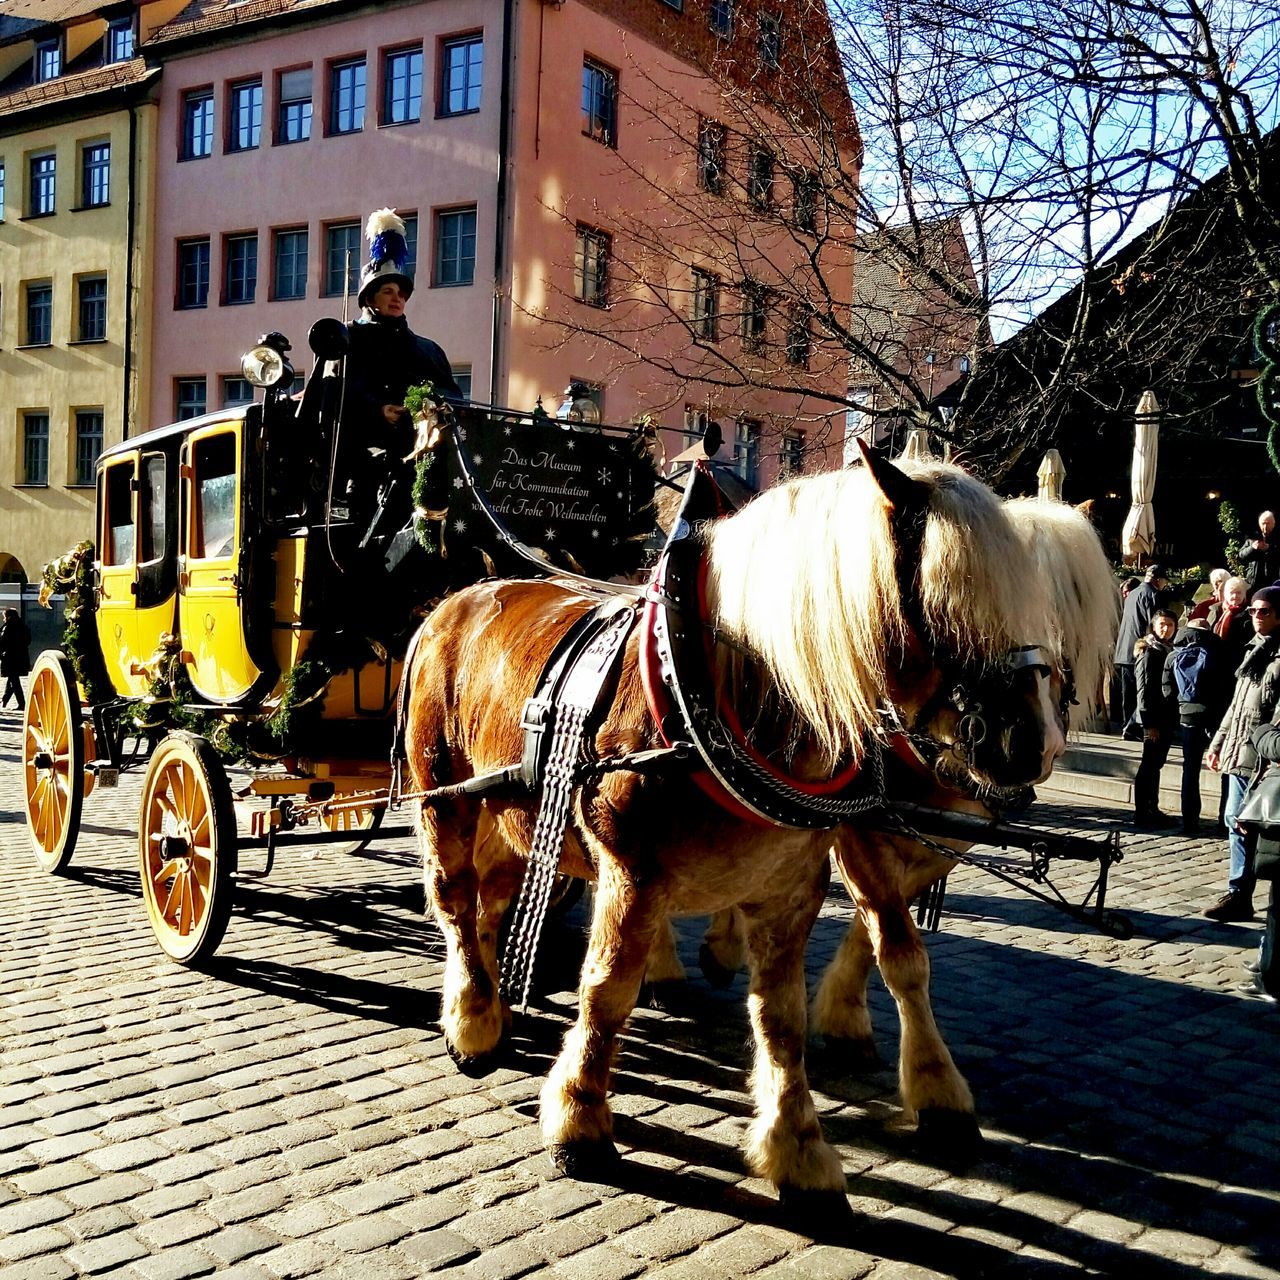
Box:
[820,1034,882,1072]
[915,1107,984,1164]
[778,1184,855,1233]
[548,1138,619,1181]
[642,980,695,1016]
[698,942,740,989]
[444,1037,503,1078]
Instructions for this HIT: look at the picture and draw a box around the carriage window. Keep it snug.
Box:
[139,455,167,564]
[191,434,237,560]
[103,464,135,566]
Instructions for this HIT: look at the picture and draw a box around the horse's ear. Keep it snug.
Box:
[857,438,929,515]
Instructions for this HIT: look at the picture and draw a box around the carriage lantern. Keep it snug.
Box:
[556,382,602,428]
[240,331,294,395]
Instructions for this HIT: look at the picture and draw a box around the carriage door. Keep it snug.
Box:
[96,454,144,696]
[179,422,261,702]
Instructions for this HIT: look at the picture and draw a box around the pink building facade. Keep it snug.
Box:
[147,0,857,487]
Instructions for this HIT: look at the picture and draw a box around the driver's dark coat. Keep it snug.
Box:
[345,311,462,435]
[337,311,462,502]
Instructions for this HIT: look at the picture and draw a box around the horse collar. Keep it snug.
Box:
[639,533,880,830]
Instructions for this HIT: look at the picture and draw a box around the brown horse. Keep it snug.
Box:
[808,498,1118,1140]
[404,452,1071,1203]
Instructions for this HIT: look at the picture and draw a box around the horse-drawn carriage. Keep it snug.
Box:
[23,309,1137,1199]
[22,321,654,964]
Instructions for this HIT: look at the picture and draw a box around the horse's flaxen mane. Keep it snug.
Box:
[1003,497,1119,720]
[704,460,1058,763]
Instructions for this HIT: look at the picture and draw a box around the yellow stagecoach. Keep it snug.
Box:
[22,321,655,964]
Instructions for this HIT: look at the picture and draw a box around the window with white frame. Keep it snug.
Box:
[697,119,726,195]
[75,411,104,485]
[106,17,134,62]
[691,268,719,342]
[582,59,618,147]
[28,152,55,216]
[732,418,761,486]
[780,427,806,478]
[35,39,61,83]
[383,46,423,124]
[182,89,214,159]
[23,412,49,484]
[176,378,207,421]
[78,276,107,341]
[440,35,483,115]
[228,79,263,151]
[574,225,610,306]
[277,68,312,143]
[224,234,257,304]
[81,142,110,207]
[329,58,365,134]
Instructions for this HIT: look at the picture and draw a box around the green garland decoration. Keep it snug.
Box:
[39,541,115,706]
[1252,302,1280,475]
[133,633,367,763]
[404,380,452,555]
[1219,500,1246,575]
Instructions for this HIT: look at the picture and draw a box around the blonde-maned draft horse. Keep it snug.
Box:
[806,498,1119,1140]
[403,448,1072,1208]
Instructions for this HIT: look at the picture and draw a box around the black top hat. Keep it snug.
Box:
[357,208,414,308]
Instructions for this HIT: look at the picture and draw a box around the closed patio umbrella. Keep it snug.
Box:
[1121,390,1160,561]
[1037,449,1066,502]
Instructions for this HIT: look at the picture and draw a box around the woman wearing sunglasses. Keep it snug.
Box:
[1205,586,1280,922]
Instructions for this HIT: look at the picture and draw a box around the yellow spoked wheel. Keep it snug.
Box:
[139,732,237,965]
[23,652,86,873]
[318,792,385,855]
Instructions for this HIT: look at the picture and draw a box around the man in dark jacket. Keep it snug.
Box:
[1239,510,1280,594]
[0,607,31,711]
[1133,610,1179,827]
[1114,564,1168,735]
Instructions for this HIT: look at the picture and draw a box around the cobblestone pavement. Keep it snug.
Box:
[2,710,1279,1279]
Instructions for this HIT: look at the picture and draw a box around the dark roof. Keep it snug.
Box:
[147,0,347,45]
[0,0,107,25]
[0,56,155,117]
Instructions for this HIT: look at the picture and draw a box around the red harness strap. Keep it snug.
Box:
[638,546,867,828]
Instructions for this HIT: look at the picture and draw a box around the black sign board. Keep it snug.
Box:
[441,411,656,580]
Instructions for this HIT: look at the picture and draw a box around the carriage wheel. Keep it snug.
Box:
[318,793,384,856]
[22,651,86,874]
[139,732,237,965]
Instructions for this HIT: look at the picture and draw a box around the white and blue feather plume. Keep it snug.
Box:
[365,207,408,269]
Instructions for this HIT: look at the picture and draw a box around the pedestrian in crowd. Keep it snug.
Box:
[1187,567,1231,622]
[1133,609,1180,828]
[1208,576,1254,666]
[1167,618,1228,835]
[1240,511,1280,594]
[0,607,31,712]
[1205,586,1280,922]
[1114,564,1169,737]
[1242,713,1280,1000]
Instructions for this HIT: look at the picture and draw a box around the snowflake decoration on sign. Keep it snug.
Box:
[453,519,468,534]
[608,443,619,453]
[457,427,467,441]
[544,528,557,542]
[566,440,576,451]
[503,426,513,436]
[591,529,600,539]
[597,468,612,484]
[472,454,483,467]
[616,491,624,500]
[452,477,464,490]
